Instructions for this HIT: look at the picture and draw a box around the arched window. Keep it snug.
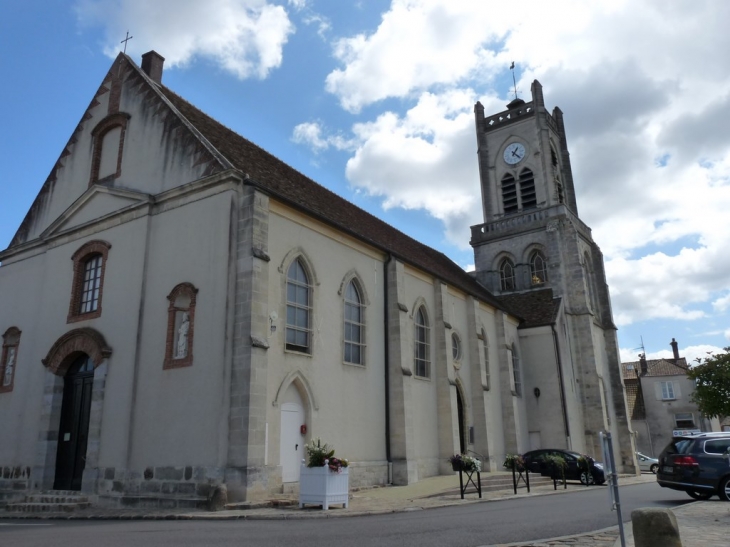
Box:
[556,179,565,204]
[68,240,111,323]
[286,259,312,353]
[501,174,518,214]
[164,282,198,369]
[1,327,21,393]
[583,252,599,313]
[519,168,536,210]
[481,328,490,390]
[510,344,522,397]
[499,258,516,291]
[530,251,548,285]
[344,280,365,365]
[89,113,130,185]
[414,306,430,378]
[550,145,559,168]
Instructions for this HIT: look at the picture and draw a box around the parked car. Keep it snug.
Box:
[656,432,730,501]
[636,452,659,474]
[522,449,605,485]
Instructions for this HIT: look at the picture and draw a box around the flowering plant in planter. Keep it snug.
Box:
[502,454,525,472]
[449,454,481,472]
[306,438,349,472]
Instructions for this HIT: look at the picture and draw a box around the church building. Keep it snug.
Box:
[0,52,635,507]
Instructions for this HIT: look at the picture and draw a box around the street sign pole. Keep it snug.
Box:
[600,431,626,547]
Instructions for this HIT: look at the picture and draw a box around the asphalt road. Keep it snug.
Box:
[0,482,692,547]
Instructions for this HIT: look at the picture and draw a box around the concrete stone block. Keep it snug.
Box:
[631,508,682,547]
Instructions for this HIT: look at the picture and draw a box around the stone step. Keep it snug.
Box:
[98,494,207,510]
[5,501,91,513]
[24,494,90,504]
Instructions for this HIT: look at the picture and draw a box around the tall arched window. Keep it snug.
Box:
[481,328,490,390]
[68,240,111,323]
[519,168,536,210]
[344,280,365,365]
[556,178,565,204]
[89,113,130,185]
[530,251,548,285]
[583,252,599,313]
[1,327,21,393]
[286,259,312,353]
[510,344,522,396]
[499,258,516,291]
[414,306,430,378]
[501,174,518,214]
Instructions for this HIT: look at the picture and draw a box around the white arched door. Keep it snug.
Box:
[280,388,305,483]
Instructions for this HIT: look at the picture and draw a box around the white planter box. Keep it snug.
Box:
[298,465,349,510]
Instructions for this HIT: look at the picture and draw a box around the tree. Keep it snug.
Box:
[686,348,730,420]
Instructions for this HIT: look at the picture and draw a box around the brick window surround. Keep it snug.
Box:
[89,112,130,186]
[164,282,198,370]
[1,327,21,394]
[67,240,112,324]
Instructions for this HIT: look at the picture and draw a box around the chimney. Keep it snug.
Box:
[141,51,165,84]
[639,354,648,376]
[670,338,680,361]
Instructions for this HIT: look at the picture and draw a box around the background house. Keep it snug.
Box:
[622,338,720,456]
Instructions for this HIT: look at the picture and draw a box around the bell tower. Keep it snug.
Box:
[470,80,600,307]
[470,80,637,472]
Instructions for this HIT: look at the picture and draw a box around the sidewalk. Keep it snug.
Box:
[2,472,728,547]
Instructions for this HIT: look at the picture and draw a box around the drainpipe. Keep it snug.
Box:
[551,324,570,445]
[384,255,392,484]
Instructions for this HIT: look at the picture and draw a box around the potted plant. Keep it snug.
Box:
[542,453,567,488]
[502,454,525,472]
[299,438,350,510]
[449,454,481,473]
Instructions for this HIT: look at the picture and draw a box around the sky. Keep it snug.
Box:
[1,0,729,365]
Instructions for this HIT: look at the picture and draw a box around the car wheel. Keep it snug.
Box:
[650,464,658,474]
[719,476,730,502]
[580,471,595,485]
[687,490,713,500]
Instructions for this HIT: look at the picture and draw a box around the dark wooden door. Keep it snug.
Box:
[456,389,466,454]
[54,355,94,491]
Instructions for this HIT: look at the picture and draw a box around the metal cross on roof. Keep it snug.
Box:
[121,31,133,54]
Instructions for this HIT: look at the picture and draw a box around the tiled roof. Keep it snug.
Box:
[621,358,689,379]
[157,86,505,310]
[496,289,560,328]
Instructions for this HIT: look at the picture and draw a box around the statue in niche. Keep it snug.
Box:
[3,347,15,386]
[175,312,190,359]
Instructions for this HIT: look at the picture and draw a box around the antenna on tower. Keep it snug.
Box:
[510,62,519,100]
[632,336,646,359]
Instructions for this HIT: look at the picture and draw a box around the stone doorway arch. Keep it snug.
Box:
[33,328,112,492]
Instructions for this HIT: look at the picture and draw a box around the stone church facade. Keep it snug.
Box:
[0,52,635,506]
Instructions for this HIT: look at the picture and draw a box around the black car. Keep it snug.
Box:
[522,448,605,485]
[656,432,730,501]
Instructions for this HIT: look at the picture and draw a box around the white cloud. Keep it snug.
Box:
[712,294,730,313]
[291,122,354,152]
[75,0,294,79]
[344,88,484,246]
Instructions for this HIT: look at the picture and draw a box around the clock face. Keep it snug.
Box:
[503,142,526,165]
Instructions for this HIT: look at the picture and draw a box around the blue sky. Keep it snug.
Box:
[2,0,729,363]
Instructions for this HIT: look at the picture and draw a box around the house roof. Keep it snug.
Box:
[496,288,560,328]
[621,358,689,380]
[155,81,508,311]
